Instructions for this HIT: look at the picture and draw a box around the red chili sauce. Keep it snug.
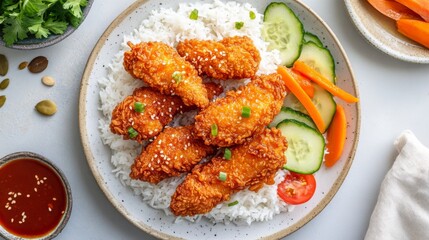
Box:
[0,159,67,238]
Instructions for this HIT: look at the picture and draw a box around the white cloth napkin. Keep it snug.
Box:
[365,130,429,240]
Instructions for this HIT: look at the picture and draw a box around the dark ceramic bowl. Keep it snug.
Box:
[0,152,73,240]
[0,0,93,50]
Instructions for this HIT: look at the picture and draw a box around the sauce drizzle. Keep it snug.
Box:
[0,158,67,238]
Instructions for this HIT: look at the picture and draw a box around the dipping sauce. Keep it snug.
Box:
[0,158,67,238]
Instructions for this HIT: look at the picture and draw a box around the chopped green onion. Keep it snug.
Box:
[127,127,138,139]
[249,11,256,20]
[219,172,227,182]
[172,71,183,83]
[228,200,239,207]
[211,124,218,136]
[134,102,145,113]
[241,106,251,118]
[189,9,199,20]
[235,21,244,30]
[224,148,231,160]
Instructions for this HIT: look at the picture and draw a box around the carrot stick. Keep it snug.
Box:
[293,61,359,103]
[325,105,347,167]
[277,66,326,133]
[397,19,429,48]
[368,0,423,20]
[291,69,315,98]
[395,0,429,22]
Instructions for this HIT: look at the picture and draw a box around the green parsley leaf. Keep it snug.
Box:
[2,17,28,46]
[28,23,50,39]
[63,0,83,18]
[43,18,68,34]
[0,0,87,45]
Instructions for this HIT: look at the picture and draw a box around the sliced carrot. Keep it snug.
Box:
[293,61,359,103]
[277,66,325,133]
[395,0,429,22]
[397,19,429,48]
[368,0,423,20]
[325,105,347,167]
[291,69,315,98]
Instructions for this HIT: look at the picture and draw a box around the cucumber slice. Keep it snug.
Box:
[283,84,336,133]
[298,42,336,84]
[283,92,308,114]
[311,84,336,133]
[262,2,304,67]
[269,107,316,129]
[277,119,325,174]
[303,32,323,48]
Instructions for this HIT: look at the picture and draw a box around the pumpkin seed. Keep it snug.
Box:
[35,100,57,116]
[42,76,55,86]
[0,54,8,76]
[0,78,9,90]
[28,56,48,73]
[18,61,28,70]
[0,95,5,108]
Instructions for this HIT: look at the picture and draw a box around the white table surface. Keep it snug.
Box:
[1,0,428,239]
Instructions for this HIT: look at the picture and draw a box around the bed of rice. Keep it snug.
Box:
[98,0,295,225]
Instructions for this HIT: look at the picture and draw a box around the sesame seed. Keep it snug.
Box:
[34,188,38,192]
[53,198,57,201]
[27,194,30,198]
[10,218,14,223]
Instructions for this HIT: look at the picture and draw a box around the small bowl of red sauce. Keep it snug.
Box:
[0,152,72,239]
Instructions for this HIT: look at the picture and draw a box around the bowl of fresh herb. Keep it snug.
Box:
[0,0,93,50]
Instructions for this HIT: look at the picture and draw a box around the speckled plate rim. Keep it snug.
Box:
[0,151,73,240]
[78,0,361,239]
[344,0,429,64]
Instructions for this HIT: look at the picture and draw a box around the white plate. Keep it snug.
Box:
[79,0,360,239]
[345,0,429,63]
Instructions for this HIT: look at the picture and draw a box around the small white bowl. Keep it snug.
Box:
[345,0,429,63]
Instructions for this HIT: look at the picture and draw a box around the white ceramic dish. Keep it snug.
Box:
[345,0,429,63]
[79,0,360,239]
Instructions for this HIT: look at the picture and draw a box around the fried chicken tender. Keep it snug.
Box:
[110,87,184,143]
[176,36,261,80]
[170,128,287,216]
[130,126,214,184]
[193,73,287,147]
[110,83,223,143]
[123,41,209,108]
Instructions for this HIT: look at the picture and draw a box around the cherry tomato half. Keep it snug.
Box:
[277,172,316,205]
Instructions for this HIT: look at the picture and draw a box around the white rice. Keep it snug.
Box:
[98,0,294,225]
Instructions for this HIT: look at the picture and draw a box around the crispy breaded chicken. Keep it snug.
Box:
[193,73,287,147]
[176,36,261,80]
[123,41,209,108]
[110,87,184,143]
[110,83,223,143]
[170,128,287,216]
[130,126,214,184]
